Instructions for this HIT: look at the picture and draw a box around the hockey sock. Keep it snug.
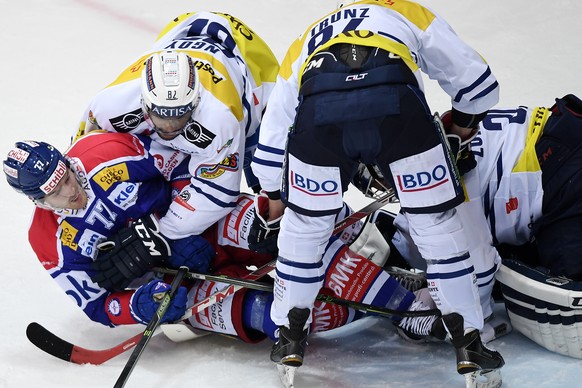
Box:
[241,290,279,341]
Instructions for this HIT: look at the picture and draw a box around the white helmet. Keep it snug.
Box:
[141,51,201,136]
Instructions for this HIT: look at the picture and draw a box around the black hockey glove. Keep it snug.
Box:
[439,111,478,175]
[90,214,171,291]
[248,192,282,256]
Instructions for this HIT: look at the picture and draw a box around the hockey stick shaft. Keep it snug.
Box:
[155,267,438,318]
[25,260,277,366]
[26,194,393,365]
[113,266,189,388]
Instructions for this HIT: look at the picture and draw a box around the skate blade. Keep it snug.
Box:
[464,369,502,388]
[276,364,297,388]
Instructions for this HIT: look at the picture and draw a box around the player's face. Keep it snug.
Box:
[149,111,192,140]
[42,168,88,209]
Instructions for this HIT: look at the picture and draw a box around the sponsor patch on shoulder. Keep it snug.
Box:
[183,121,216,149]
[109,108,144,133]
[93,162,130,191]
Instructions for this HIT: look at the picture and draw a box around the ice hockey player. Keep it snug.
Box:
[393,94,582,360]
[75,12,280,256]
[249,0,504,384]
[3,135,441,362]
[3,132,194,326]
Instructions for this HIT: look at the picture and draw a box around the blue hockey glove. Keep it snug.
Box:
[130,280,188,324]
[167,235,216,273]
[248,192,282,256]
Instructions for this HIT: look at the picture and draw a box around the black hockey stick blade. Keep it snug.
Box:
[27,322,73,362]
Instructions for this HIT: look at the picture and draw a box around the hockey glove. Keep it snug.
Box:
[439,111,477,175]
[91,214,171,291]
[248,191,282,256]
[167,235,216,273]
[130,280,188,324]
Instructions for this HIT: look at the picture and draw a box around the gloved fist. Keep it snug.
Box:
[248,191,282,256]
[167,235,216,273]
[91,214,171,291]
[439,111,477,175]
[130,280,188,324]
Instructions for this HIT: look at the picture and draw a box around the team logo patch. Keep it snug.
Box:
[107,298,122,316]
[195,153,239,179]
[93,163,130,191]
[60,220,79,250]
[109,108,144,133]
[183,121,215,149]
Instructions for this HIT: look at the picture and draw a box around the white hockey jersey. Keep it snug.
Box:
[252,0,499,193]
[465,106,548,246]
[76,12,279,239]
[392,106,548,320]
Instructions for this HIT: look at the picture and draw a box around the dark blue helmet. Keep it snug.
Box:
[3,141,68,200]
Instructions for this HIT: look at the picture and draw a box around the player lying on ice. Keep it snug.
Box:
[383,94,582,359]
[3,132,442,346]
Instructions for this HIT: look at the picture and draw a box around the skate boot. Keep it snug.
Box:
[396,288,445,343]
[270,307,310,367]
[441,313,505,388]
[271,308,310,388]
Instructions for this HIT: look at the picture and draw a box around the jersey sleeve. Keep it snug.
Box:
[416,11,499,114]
[251,40,302,194]
[28,207,116,326]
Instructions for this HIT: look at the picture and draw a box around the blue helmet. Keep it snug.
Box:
[3,141,68,200]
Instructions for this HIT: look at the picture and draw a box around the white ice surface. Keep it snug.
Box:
[2,1,582,387]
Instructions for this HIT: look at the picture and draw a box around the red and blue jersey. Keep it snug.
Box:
[28,132,189,326]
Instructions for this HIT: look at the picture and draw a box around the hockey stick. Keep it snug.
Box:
[154,266,438,318]
[113,265,189,388]
[25,192,395,365]
[25,260,276,366]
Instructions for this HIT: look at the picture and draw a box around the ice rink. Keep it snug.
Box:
[2,1,582,387]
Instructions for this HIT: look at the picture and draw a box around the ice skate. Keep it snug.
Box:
[271,308,310,388]
[384,266,427,292]
[396,288,444,343]
[441,313,505,388]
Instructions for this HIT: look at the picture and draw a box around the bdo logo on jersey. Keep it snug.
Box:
[396,165,449,192]
[290,170,339,196]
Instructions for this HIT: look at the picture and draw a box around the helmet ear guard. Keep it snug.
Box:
[3,141,68,201]
[141,51,201,126]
